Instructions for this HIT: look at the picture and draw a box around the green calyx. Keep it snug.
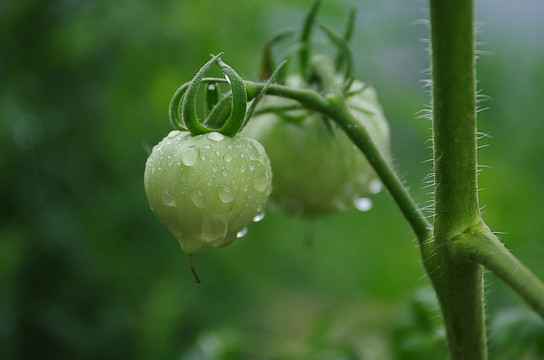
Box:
[169,53,247,136]
[170,53,285,137]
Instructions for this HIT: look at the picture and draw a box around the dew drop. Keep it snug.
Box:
[253,211,265,222]
[218,185,235,203]
[248,163,255,171]
[240,164,246,173]
[224,153,232,163]
[207,132,224,142]
[212,164,219,172]
[201,216,227,245]
[190,190,207,208]
[236,227,248,239]
[253,175,269,192]
[242,183,249,192]
[167,130,180,139]
[153,143,163,152]
[221,168,228,177]
[354,197,373,212]
[204,144,212,150]
[181,146,199,166]
[369,179,382,194]
[162,189,176,207]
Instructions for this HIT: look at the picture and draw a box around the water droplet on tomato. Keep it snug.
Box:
[353,197,373,212]
[190,190,207,208]
[253,174,269,192]
[167,130,180,139]
[224,153,232,163]
[218,185,234,203]
[201,216,227,245]
[181,146,199,166]
[207,132,224,142]
[162,189,176,207]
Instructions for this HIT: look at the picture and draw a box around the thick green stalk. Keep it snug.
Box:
[427,0,487,359]
[430,0,480,236]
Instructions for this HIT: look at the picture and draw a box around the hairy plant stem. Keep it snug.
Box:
[427,0,487,359]
[451,223,544,319]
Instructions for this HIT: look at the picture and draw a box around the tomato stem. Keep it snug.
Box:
[189,254,202,284]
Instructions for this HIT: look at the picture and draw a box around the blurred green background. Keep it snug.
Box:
[1,0,544,359]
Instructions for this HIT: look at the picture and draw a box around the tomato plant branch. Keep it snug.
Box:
[450,223,544,320]
[244,77,431,244]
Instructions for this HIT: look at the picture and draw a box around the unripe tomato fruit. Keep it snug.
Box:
[242,76,390,217]
[144,130,272,254]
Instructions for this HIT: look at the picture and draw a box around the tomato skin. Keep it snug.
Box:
[242,77,390,217]
[144,131,272,253]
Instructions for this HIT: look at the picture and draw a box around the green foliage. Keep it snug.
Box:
[1,0,543,359]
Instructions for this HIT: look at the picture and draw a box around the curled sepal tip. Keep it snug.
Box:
[299,0,321,76]
[213,57,248,136]
[318,23,354,83]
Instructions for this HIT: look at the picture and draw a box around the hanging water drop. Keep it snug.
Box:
[354,197,373,212]
[369,179,382,194]
[253,211,265,222]
[236,227,248,238]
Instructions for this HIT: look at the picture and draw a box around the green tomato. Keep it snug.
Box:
[242,76,390,217]
[144,130,272,254]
